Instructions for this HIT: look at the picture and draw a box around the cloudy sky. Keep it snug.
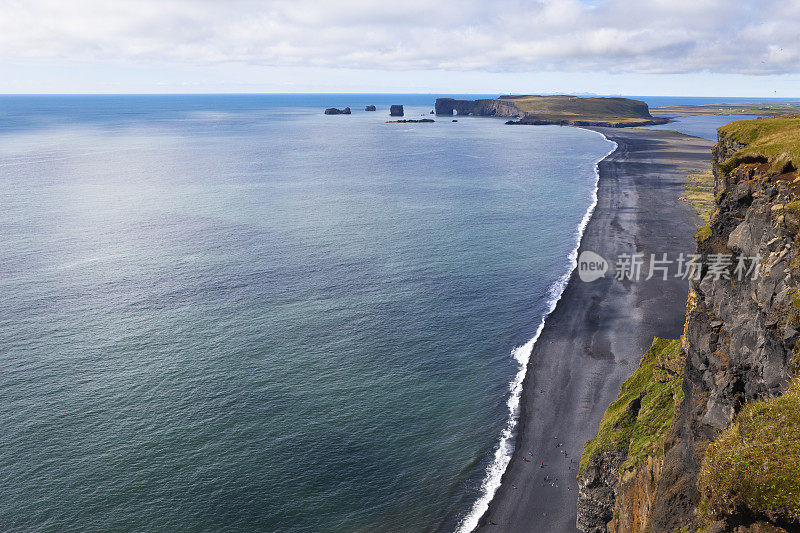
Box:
[1,0,799,95]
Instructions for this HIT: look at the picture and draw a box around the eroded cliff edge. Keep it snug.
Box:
[434,95,668,127]
[577,115,800,533]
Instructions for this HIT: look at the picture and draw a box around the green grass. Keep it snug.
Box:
[683,170,715,223]
[579,338,684,474]
[498,95,655,124]
[699,377,800,524]
[695,224,712,243]
[718,115,800,174]
[786,200,800,214]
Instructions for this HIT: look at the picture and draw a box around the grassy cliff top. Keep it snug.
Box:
[499,95,654,124]
[700,377,800,524]
[718,114,800,173]
[579,337,684,474]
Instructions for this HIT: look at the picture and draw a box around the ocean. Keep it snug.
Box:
[0,93,765,532]
[0,94,615,532]
[644,114,760,141]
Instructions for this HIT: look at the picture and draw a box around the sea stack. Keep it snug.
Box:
[324,107,351,115]
[389,105,404,117]
[365,105,376,111]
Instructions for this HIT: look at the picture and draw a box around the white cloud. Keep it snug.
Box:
[0,0,798,74]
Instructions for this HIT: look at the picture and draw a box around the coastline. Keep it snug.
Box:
[469,127,713,532]
[455,130,618,533]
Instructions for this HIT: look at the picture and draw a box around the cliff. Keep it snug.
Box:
[577,115,800,533]
[434,95,668,127]
[434,97,521,118]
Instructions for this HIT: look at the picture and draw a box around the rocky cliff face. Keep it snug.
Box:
[436,95,668,126]
[577,123,800,532]
[434,98,520,117]
[578,451,624,532]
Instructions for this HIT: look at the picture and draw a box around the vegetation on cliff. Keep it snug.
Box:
[579,338,684,475]
[718,114,800,173]
[694,223,713,243]
[682,170,715,223]
[699,377,800,525]
[578,114,800,532]
[436,95,668,126]
[498,95,657,125]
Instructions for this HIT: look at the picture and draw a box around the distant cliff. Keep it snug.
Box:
[577,115,800,532]
[434,95,668,127]
[434,98,521,118]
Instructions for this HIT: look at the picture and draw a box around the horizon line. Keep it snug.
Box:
[0,92,799,99]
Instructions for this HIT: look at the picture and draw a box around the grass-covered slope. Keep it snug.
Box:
[499,95,656,125]
[718,114,800,173]
[579,338,684,474]
[699,377,800,524]
[682,170,715,224]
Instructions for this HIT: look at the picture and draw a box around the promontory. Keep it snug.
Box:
[435,95,668,127]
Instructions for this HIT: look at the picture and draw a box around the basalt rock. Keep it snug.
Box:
[645,129,798,533]
[389,105,404,117]
[386,119,434,123]
[436,95,667,127]
[577,124,800,532]
[365,105,376,111]
[324,107,351,115]
[435,97,520,117]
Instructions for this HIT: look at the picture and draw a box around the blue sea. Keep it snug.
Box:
[644,114,760,141]
[0,93,771,532]
[0,94,614,532]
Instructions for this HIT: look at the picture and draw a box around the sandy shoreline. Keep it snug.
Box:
[471,127,713,532]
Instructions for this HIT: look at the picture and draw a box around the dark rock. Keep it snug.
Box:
[389,105,404,117]
[641,128,796,532]
[324,107,351,115]
[436,96,667,127]
[365,105,376,111]
[452,120,458,122]
[386,119,434,123]
[577,125,800,533]
[436,97,519,117]
[577,451,626,533]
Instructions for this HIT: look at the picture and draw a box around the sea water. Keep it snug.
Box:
[0,95,614,532]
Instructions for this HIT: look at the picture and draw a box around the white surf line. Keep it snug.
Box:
[455,130,617,533]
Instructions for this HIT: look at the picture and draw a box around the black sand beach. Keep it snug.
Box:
[473,128,713,532]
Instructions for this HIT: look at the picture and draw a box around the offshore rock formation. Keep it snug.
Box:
[577,116,800,533]
[435,97,521,117]
[435,95,668,127]
[389,105,404,116]
[365,105,376,111]
[324,107,351,115]
[386,119,434,123]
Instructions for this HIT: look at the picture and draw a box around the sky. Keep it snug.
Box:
[1,0,799,96]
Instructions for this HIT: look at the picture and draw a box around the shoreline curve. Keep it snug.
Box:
[454,129,618,533]
[468,127,713,532]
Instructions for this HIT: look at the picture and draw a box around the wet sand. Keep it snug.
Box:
[473,127,713,532]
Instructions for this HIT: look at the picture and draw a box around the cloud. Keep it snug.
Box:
[0,0,797,74]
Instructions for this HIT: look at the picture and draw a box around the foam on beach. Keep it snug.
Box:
[455,131,617,533]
